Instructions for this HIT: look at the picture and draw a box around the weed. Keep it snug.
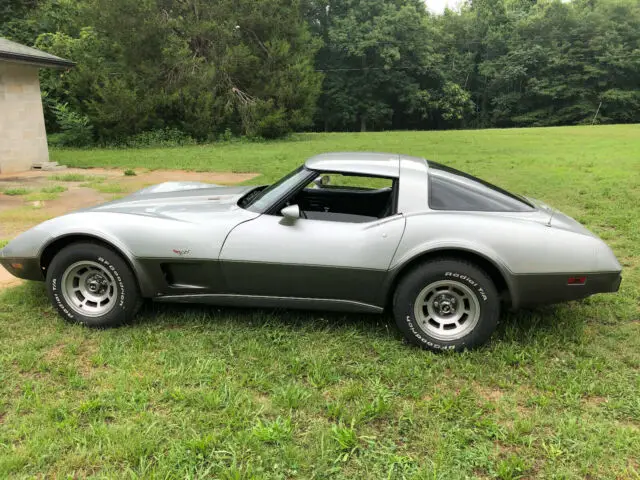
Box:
[251,417,293,444]
[50,173,94,182]
[41,185,67,194]
[3,188,30,196]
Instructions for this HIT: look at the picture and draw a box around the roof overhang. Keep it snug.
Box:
[0,37,75,69]
[0,52,75,69]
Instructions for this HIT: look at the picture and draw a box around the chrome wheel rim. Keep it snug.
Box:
[413,280,481,341]
[61,261,118,317]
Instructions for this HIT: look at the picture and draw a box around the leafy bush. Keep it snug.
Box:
[239,100,292,140]
[50,103,94,147]
[218,128,234,142]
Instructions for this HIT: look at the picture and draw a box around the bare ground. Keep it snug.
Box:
[0,168,258,289]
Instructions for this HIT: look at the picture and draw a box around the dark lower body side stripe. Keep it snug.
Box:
[135,258,389,307]
[154,294,383,314]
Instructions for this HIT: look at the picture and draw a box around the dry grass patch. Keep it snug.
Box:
[473,382,505,403]
[44,343,67,363]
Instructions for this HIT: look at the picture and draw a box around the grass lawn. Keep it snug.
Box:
[1,125,639,478]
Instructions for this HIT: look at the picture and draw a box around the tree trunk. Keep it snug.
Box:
[360,114,367,132]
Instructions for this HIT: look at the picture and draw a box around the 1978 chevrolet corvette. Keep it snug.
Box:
[0,153,622,351]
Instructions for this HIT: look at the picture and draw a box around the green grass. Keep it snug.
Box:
[0,239,8,249]
[41,185,68,194]
[24,186,69,202]
[49,173,97,182]
[1,125,638,478]
[90,182,126,194]
[2,188,30,196]
[78,179,126,194]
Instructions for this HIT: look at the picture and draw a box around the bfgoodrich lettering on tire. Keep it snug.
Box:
[393,258,500,351]
[46,242,141,328]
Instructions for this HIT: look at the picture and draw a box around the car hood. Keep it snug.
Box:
[82,182,258,219]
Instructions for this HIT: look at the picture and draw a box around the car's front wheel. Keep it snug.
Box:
[393,258,500,351]
[46,242,141,328]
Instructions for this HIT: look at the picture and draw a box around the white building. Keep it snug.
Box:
[0,38,74,174]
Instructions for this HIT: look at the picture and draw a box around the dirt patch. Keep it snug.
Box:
[44,343,67,363]
[254,392,272,409]
[0,167,258,189]
[474,383,505,403]
[33,187,108,218]
[118,169,259,189]
[76,340,102,377]
[583,395,608,407]
[0,167,259,291]
[0,265,21,289]
[43,340,100,376]
[0,195,23,213]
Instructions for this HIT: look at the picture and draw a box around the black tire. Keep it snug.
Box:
[393,258,500,351]
[46,242,141,328]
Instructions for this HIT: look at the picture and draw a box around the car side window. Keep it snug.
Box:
[289,173,396,223]
[310,174,392,191]
[428,164,534,212]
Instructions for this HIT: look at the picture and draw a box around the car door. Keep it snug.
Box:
[218,214,406,306]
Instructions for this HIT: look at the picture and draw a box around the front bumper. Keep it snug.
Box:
[0,250,43,281]
[511,271,622,308]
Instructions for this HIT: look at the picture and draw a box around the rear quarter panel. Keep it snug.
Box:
[392,211,602,276]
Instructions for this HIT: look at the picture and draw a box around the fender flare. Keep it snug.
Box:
[382,241,516,307]
[38,230,156,297]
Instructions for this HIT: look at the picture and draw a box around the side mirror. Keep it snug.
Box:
[281,204,301,220]
[313,175,331,188]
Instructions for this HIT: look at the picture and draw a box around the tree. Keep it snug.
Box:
[6,0,640,141]
[35,0,322,141]
[306,0,471,132]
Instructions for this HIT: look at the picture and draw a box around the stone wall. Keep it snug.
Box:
[0,62,49,174]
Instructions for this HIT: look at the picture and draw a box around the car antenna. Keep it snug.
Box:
[546,208,555,227]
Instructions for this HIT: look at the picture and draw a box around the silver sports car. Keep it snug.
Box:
[1,152,622,351]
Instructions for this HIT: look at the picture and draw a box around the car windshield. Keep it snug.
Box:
[240,166,311,213]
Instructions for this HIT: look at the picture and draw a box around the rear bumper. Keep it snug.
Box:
[511,271,622,308]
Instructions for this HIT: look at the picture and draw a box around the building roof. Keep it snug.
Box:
[0,37,75,68]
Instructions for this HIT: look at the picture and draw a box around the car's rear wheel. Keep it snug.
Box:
[393,258,500,351]
[46,242,141,328]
